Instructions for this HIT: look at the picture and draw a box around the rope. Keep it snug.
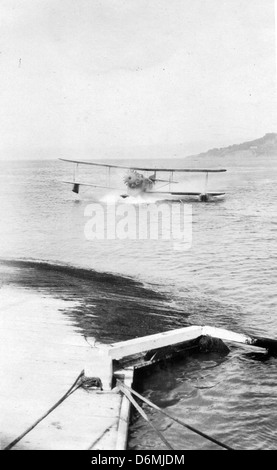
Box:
[117,380,234,451]
[4,370,102,451]
[119,384,174,450]
[87,421,117,450]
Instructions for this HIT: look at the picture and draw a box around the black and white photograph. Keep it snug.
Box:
[0,0,276,453]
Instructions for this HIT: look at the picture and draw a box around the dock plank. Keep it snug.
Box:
[11,389,123,450]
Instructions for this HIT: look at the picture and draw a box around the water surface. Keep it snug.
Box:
[0,153,276,449]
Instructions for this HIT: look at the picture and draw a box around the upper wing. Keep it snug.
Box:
[59,158,226,173]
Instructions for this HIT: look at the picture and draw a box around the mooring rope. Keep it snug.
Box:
[117,380,234,451]
[4,370,102,451]
[119,383,174,450]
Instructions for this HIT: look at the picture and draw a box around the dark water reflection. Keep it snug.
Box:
[0,259,190,342]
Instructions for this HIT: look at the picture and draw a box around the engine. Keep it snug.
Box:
[124,170,154,191]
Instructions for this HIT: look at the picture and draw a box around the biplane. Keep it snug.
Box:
[59,158,226,202]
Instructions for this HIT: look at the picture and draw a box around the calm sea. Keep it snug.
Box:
[0,152,276,450]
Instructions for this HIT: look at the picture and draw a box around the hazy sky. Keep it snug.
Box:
[0,0,276,159]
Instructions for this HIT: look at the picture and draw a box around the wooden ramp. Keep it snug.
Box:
[0,287,133,450]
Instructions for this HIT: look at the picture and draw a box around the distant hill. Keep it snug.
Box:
[197,133,277,158]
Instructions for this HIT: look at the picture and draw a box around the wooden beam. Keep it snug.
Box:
[107,325,277,363]
[115,368,134,450]
[202,326,253,345]
[107,326,202,360]
[202,326,277,353]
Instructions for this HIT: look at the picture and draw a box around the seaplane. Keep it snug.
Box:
[59,158,226,202]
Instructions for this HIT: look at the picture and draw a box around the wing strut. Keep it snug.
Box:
[205,172,209,193]
[169,171,173,192]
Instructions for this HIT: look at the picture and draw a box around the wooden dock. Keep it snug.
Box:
[0,287,133,450]
[1,286,276,450]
